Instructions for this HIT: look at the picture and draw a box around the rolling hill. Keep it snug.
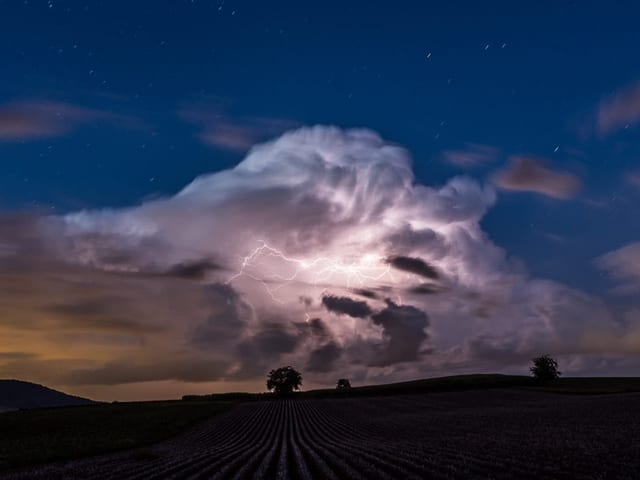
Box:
[0,379,95,411]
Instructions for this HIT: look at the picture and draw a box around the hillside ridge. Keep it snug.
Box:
[0,379,95,411]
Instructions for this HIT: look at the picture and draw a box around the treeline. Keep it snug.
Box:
[182,374,536,402]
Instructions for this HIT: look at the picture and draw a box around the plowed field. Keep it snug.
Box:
[3,390,639,479]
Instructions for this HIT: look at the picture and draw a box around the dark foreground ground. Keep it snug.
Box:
[0,400,234,471]
[2,389,639,479]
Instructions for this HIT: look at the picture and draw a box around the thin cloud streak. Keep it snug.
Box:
[180,105,298,152]
[442,143,499,168]
[0,100,139,141]
[596,242,640,295]
[597,82,640,136]
[492,156,581,199]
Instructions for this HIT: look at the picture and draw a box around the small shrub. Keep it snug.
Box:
[336,378,352,389]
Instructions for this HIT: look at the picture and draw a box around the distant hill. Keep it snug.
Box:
[0,380,95,411]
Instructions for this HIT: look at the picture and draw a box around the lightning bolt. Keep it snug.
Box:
[227,240,396,302]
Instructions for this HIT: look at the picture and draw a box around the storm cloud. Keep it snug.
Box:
[306,342,343,373]
[0,126,634,398]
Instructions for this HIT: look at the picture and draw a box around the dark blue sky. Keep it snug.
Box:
[2,0,640,294]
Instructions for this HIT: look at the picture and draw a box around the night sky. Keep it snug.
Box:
[1,1,640,400]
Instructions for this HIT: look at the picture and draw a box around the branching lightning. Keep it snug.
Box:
[227,240,395,302]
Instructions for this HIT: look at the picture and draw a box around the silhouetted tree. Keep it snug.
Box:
[266,366,302,395]
[336,378,351,389]
[530,354,561,382]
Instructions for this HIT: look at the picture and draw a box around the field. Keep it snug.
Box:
[2,385,640,479]
[0,400,234,472]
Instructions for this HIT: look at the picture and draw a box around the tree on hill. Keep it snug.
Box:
[530,354,561,382]
[266,366,302,395]
[336,378,351,389]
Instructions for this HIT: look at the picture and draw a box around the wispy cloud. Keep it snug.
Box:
[596,242,640,295]
[0,100,136,141]
[441,143,499,168]
[542,232,565,243]
[627,170,640,189]
[597,81,640,136]
[180,105,297,152]
[492,155,581,199]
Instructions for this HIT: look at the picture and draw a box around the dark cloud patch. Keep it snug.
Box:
[321,294,372,318]
[95,257,222,281]
[0,352,37,361]
[294,317,331,339]
[58,232,220,282]
[308,318,328,336]
[233,323,302,380]
[63,357,229,385]
[492,156,581,199]
[57,314,161,334]
[306,342,343,373]
[189,284,253,348]
[387,256,439,280]
[369,300,430,367]
[350,288,379,300]
[47,298,122,317]
[249,325,299,357]
[408,283,445,295]
[46,298,163,334]
[163,259,221,280]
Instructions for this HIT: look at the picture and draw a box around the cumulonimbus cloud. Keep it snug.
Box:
[0,126,637,397]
